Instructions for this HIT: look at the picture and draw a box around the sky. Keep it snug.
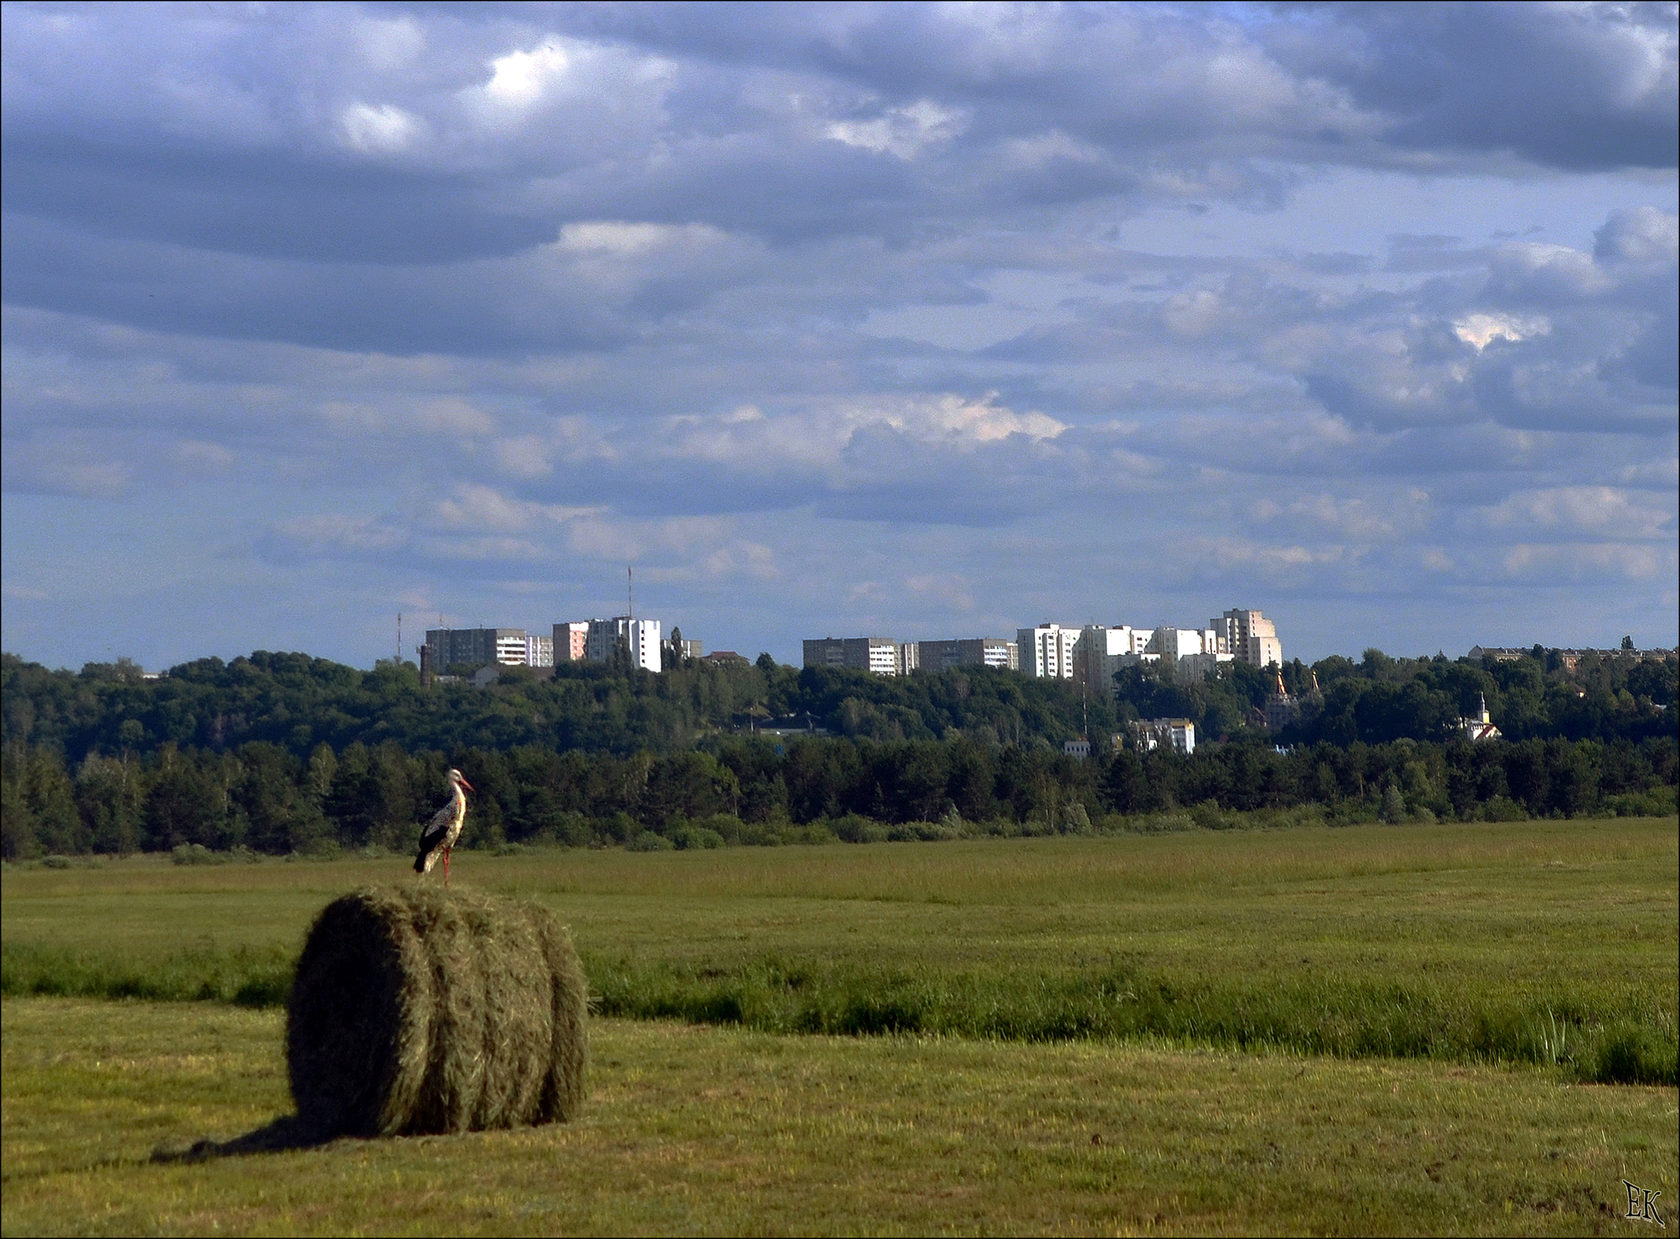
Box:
[2,1,1676,674]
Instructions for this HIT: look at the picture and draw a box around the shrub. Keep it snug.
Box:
[671,825,725,850]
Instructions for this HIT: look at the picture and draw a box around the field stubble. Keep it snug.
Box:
[2,818,1675,1234]
[2,998,1674,1236]
[4,819,1675,1082]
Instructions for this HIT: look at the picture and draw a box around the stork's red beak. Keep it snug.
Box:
[459,776,474,793]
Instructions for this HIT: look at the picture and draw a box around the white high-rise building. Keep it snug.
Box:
[1017,623,1082,678]
[1074,625,1146,689]
[584,616,663,672]
[1213,608,1282,668]
[1146,626,1214,662]
[1104,624,1234,682]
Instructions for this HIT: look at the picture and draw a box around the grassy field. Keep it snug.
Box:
[5,819,1676,1079]
[3,998,1674,1236]
[2,817,1677,1233]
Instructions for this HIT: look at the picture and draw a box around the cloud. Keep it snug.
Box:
[430,483,600,533]
[337,101,425,155]
[2,3,1676,671]
[1595,205,1680,266]
[1453,312,1549,352]
[825,99,967,160]
[1478,486,1674,541]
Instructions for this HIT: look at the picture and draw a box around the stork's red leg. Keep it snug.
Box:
[443,846,451,887]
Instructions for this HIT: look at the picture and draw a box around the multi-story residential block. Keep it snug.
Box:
[1017,623,1081,678]
[913,638,1019,672]
[1176,648,1235,681]
[803,637,902,676]
[1102,625,1232,682]
[1213,608,1282,668]
[1148,626,1216,662]
[1073,625,1144,689]
[425,627,532,670]
[552,621,589,663]
[584,616,662,672]
[526,635,553,668]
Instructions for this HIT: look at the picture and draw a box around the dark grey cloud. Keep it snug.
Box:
[1260,2,1678,171]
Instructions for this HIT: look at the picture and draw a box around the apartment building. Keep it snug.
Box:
[1017,623,1082,679]
[425,627,533,670]
[1073,625,1144,689]
[1213,608,1282,668]
[583,616,663,673]
[552,621,589,663]
[914,638,1019,672]
[803,637,903,676]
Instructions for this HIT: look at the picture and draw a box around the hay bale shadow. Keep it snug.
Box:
[150,1115,334,1163]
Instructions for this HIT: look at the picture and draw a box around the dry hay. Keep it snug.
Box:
[286,885,587,1137]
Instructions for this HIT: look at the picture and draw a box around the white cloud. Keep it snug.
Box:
[1480,486,1673,540]
[337,101,423,154]
[1452,312,1549,351]
[553,221,730,257]
[431,482,600,532]
[851,392,1065,446]
[1501,542,1671,582]
[825,99,966,160]
[477,41,572,111]
[1487,242,1611,300]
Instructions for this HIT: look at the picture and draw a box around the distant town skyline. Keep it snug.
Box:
[3,3,1675,674]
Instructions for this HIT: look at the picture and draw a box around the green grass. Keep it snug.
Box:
[2,819,1675,1234]
[4,997,1675,1237]
[5,819,1675,1082]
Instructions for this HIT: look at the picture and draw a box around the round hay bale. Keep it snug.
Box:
[286,885,587,1137]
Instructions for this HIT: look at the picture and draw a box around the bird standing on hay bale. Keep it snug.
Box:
[414,768,473,885]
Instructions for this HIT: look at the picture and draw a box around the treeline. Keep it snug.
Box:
[4,729,1675,861]
[1,650,1124,762]
[5,645,1675,766]
[1,646,1675,860]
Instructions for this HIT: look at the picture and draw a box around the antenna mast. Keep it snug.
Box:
[628,565,634,621]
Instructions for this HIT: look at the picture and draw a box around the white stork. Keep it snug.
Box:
[413,768,474,885]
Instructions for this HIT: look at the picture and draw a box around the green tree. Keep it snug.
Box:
[76,754,144,855]
[26,747,85,854]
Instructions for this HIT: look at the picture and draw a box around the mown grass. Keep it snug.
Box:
[4,997,1675,1237]
[3,819,1676,1083]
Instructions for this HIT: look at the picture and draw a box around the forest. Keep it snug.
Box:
[2,645,1674,859]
